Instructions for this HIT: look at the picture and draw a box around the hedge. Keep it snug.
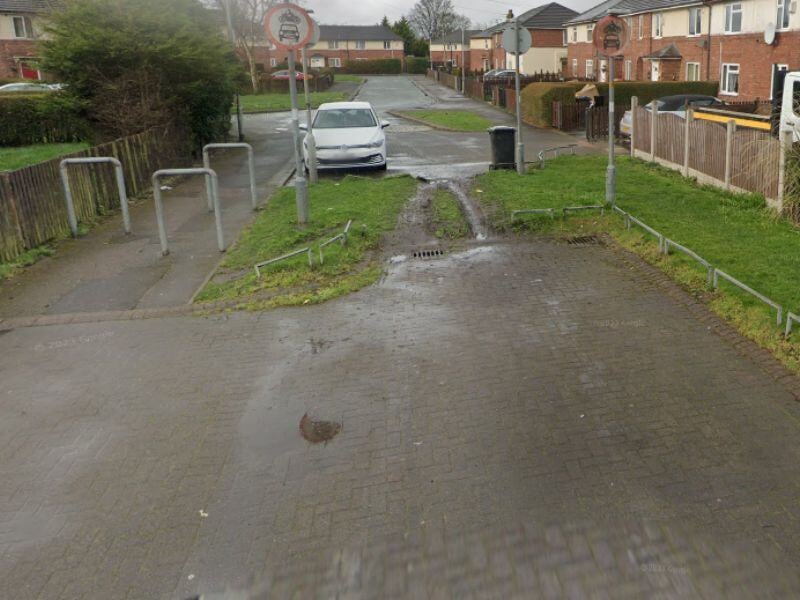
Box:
[406,57,428,74]
[0,92,91,146]
[342,58,402,74]
[520,80,720,127]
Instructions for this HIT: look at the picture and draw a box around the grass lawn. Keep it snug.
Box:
[397,109,494,132]
[474,154,800,371]
[333,74,365,83]
[239,91,350,113]
[195,174,417,308]
[430,188,470,239]
[0,142,89,171]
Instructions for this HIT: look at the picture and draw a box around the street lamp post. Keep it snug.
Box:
[507,10,525,175]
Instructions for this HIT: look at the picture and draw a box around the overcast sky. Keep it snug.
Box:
[308,0,598,29]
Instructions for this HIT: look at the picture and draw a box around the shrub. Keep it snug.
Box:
[520,80,720,127]
[341,58,402,74]
[42,0,242,148]
[0,93,90,146]
[406,57,428,74]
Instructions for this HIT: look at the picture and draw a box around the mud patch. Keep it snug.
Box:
[300,413,342,444]
[309,337,333,354]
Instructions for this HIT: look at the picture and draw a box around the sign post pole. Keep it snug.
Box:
[264,2,314,225]
[503,12,531,176]
[606,57,616,206]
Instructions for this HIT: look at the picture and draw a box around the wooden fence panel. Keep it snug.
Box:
[633,106,650,153]
[731,129,780,198]
[0,126,190,262]
[688,119,726,181]
[655,113,685,165]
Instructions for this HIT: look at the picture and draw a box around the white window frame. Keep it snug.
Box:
[586,59,594,79]
[724,3,742,34]
[330,57,341,68]
[638,15,644,39]
[12,15,34,39]
[269,57,277,67]
[625,59,632,80]
[572,58,578,76]
[777,0,791,30]
[686,62,700,81]
[328,40,339,49]
[586,25,593,42]
[355,40,366,50]
[653,13,664,38]
[484,39,489,48]
[688,7,702,36]
[383,40,391,49]
[721,63,740,95]
[771,64,789,99]
[562,29,567,46]
[571,27,577,42]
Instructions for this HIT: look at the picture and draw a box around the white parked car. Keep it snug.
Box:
[619,94,724,137]
[301,101,389,170]
[0,82,57,93]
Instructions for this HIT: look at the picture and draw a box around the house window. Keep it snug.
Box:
[725,3,742,33]
[482,58,489,70]
[572,58,578,76]
[270,57,277,67]
[653,13,664,38]
[562,29,567,46]
[638,15,644,39]
[777,0,791,29]
[586,25,593,41]
[586,59,594,79]
[771,64,789,99]
[625,60,632,80]
[571,27,577,42]
[689,7,702,35]
[328,40,339,49]
[12,16,34,39]
[330,57,341,68]
[686,62,700,81]
[355,40,366,49]
[383,40,391,49]
[485,39,489,48]
[721,63,739,94]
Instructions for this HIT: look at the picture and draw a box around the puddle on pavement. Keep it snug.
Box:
[299,413,341,444]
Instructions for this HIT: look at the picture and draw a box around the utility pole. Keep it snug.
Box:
[507,11,525,175]
[223,0,244,141]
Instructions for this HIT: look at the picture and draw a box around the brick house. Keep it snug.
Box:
[430,29,480,70]
[469,29,495,72]
[0,0,47,80]
[252,25,404,70]
[565,0,800,100]
[504,3,577,74]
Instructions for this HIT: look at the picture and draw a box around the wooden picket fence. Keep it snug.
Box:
[0,126,191,262]
[631,104,781,202]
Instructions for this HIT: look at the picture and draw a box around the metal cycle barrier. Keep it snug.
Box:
[562,205,604,215]
[511,208,555,220]
[536,144,577,169]
[664,238,714,285]
[318,220,352,264]
[202,143,258,211]
[625,213,665,254]
[785,312,800,337]
[60,157,129,237]
[254,247,312,277]
[151,168,223,256]
[712,268,783,326]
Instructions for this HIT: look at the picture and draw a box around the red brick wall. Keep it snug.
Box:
[0,39,39,79]
[430,49,471,69]
[532,28,565,48]
[709,31,800,101]
[566,41,598,79]
[470,48,491,72]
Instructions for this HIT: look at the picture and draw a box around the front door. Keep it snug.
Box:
[651,60,660,81]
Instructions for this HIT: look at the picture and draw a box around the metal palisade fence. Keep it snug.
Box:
[0,126,191,262]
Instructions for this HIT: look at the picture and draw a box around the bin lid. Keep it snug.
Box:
[487,125,516,132]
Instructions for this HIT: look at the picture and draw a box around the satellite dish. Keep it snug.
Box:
[765,22,776,45]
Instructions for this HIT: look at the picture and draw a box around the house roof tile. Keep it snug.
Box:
[319,25,402,42]
[0,0,51,12]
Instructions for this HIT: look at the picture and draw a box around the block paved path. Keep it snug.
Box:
[2,235,800,598]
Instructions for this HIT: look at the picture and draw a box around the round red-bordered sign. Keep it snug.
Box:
[592,15,629,57]
[264,3,314,51]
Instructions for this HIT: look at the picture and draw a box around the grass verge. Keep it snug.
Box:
[474,154,800,373]
[194,174,417,308]
[396,109,493,131]
[0,245,55,280]
[0,143,90,171]
[430,188,470,239]
[239,91,350,113]
[334,74,365,83]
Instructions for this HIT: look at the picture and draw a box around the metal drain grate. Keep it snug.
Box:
[412,248,446,259]
[564,234,603,246]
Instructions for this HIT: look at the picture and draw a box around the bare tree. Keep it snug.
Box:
[407,0,470,40]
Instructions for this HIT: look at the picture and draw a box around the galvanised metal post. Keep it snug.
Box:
[288,51,310,224]
[60,157,130,237]
[514,17,525,175]
[301,45,318,184]
[202,143,258,210]
[151,168,223,255]
[606,56,616,206]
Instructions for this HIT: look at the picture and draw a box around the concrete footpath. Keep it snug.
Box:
[0,114,295,319]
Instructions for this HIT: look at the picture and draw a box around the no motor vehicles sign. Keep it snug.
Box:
[264,3,313,50]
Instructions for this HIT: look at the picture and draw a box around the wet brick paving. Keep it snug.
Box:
[2,239,800,598]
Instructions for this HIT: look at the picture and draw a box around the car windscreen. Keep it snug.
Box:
[314,109,376,129]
